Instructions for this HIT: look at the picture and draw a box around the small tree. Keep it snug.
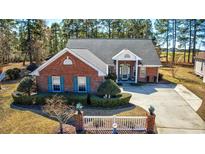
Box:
[42,95,76,134]
[17,76,35,96]
[171,54,183,78]
[97,79,121,98]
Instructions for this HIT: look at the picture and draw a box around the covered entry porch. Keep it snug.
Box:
[112,49,142,83]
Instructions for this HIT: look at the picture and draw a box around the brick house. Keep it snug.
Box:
[31,39,161,93]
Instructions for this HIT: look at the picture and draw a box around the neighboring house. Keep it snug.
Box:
[31,39,161,93]
[194,52,205,83]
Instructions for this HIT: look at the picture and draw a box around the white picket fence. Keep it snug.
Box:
[83,116,147,131]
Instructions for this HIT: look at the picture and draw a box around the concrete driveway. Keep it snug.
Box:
[122,84,205,134]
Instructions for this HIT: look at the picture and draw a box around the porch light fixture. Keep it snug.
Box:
[63,56,72,65]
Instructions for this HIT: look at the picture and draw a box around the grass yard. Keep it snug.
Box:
[116,106,147,116]
[0,63,147,133]
[0,81,58,134]
[159,65,205,120]
[0,62,59,134]
[160,51,193,64]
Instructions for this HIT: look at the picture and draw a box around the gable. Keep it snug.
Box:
[30,48,108,76]
[112,49,142,61]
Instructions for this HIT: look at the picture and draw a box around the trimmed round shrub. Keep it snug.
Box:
[26,63,38,72]
[5,68,21,80]
[17,76,35,96]
[97,79,121,98]
[90,93,132,108]
[12,91,34,105]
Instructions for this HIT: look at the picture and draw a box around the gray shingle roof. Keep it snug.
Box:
[70,49,107,74]
[67,39,161,65]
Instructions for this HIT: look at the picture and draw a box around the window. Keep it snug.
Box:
[201,62,204,72]
[78,77,87,92]
[63,56,72,65]
[124,54,131,58]
[52,76,61,92]
[140,67,146,78]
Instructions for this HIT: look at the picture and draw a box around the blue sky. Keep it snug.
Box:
[45,19,62,26]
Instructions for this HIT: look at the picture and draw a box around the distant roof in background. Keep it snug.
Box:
[195,52,205,60]
[67,39,161,65]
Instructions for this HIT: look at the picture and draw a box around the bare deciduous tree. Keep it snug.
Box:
[171,55,183,78]
[42,95,76,134]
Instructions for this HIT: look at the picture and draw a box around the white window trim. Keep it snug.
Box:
[139,67,146,78]
[52,76,61,92]
[77,76,87,92]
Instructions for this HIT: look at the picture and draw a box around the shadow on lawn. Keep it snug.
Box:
[10,103,46,117]
[10,102,138,122]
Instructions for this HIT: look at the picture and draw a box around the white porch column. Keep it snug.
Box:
[116,60,118,82]
[135,60,138,83]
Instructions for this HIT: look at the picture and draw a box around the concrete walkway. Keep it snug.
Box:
[175,84,202,111]
[121,84,205,134]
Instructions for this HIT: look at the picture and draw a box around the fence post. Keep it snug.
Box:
[73,111,84,132]
[146,106,156,134]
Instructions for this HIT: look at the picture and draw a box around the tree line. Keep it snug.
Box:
[155,19,205,64]
[0,19,205,66]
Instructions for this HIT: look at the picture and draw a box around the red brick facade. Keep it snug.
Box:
[138,67,158,82]
[36,51,159,93]
[115,60,159,83]
[36,51,104,92]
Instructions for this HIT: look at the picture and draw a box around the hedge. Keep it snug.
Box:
[12,92,88,106]
[12,92,131,108]
[12,92,34,105]
[90,93,132,108]
[66,93,88,105]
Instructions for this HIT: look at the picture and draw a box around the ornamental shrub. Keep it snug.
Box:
[17,76,35,96]
[90,93,132,108]
[5,68,21,80]
[97,79,121,98]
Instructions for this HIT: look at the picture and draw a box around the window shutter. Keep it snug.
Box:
[60,76,64,92]
[73,76,78,92]
[86,76,91,93]
[48,76,52,92]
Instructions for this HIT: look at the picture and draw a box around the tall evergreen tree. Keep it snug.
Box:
[0,19,16,64]
[49,22,62,54]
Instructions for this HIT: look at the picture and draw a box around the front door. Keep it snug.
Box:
[120,64,130,80]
